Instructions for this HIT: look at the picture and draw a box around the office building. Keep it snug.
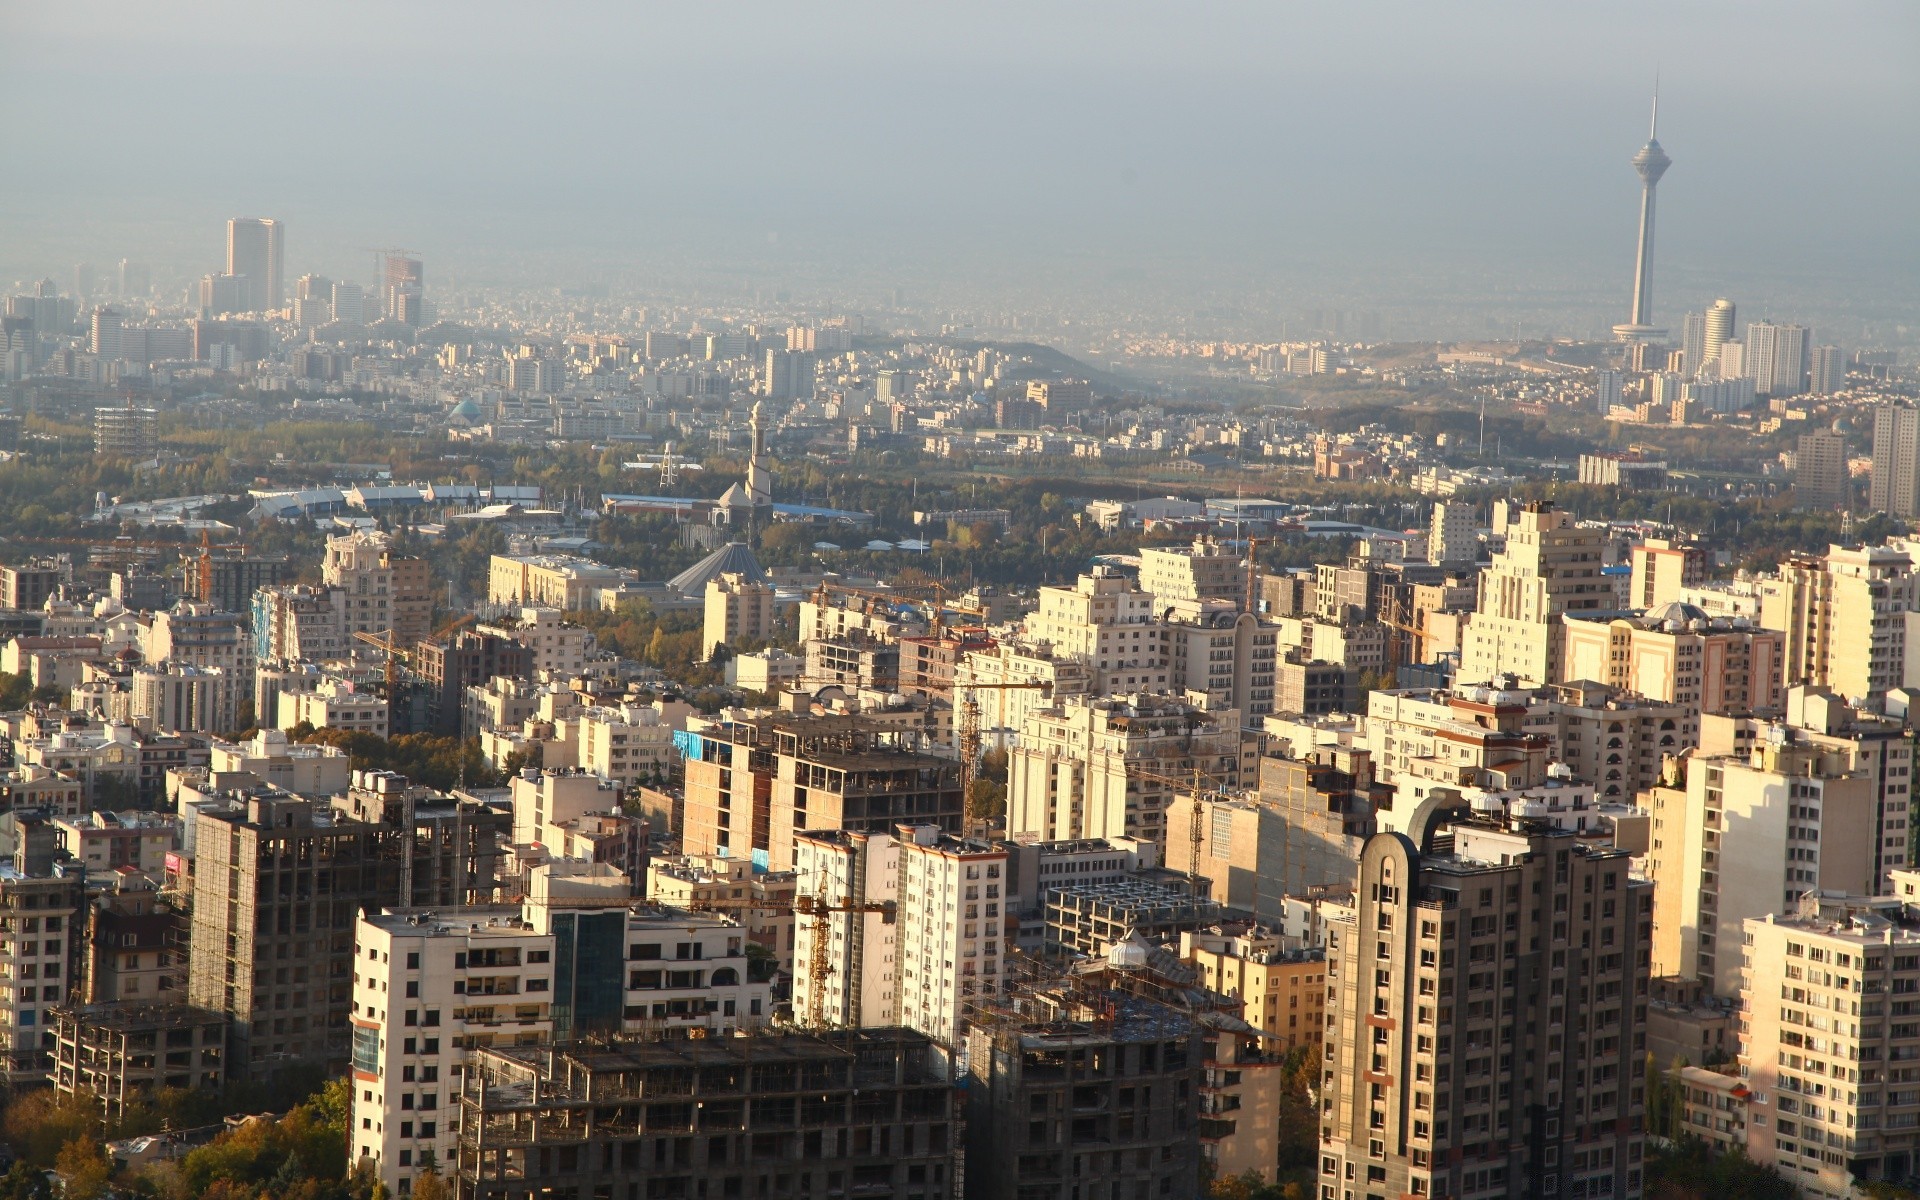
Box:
[1872,407,1920,518]
[1747,321,1809,397]
[226,217,284,312]
[1613,94,1673,342]
[1809,343,1847,395]
[704,570,775,658]
[1459,501,1612,687]
[1320,818,1650,1200]
[88,306,122,359]
[331,281,365,325]
[454,1031,954,1200]
[1795,428,1851,510]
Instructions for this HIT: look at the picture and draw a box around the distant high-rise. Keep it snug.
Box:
[1613,92,1673,342]
[88,307,122,360]
[1678,311,1706,375]
[1594,367,1623,413]
[382,253,422,319]
[1716,338,1745,381]
[1748,321,1809,397]
[1795,428,1850,511]
[1870,406,1920,518]
[330,281,365,325]
[197,273,248,317]
[225,218,284,312]
[1811,343,1847,395]
[116,259,149,299]
[1703,297,1736,370]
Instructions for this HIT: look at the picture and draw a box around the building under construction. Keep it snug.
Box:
[455,1029,957,1200]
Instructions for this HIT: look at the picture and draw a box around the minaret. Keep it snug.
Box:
[1612,89,1672,343]
[744,401,774,541]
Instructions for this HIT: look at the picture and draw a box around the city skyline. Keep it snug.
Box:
[1,2,1915,343]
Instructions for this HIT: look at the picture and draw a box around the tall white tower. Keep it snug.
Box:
[1613,92,1672,343]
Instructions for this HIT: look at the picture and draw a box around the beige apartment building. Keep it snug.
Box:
[1562,604,1785,715]
[1459,500,1613,686]
[1643,695,1908,996]
[1006,693,1247,847]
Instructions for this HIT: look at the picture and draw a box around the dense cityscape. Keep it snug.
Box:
[1,6,1919,1200]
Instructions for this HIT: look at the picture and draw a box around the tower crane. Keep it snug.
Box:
[680,891,898,1029]
[351,613,475,694]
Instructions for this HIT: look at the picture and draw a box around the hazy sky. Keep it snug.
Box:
[3,1,1915,335]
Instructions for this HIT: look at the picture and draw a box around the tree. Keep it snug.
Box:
[0,1163,50,1200]
[53,1138,110,1200]
[410,1166,451,1200]
[2,1089,102,1168]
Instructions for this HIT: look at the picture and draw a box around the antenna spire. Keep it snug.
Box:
[1650,72,1660,140]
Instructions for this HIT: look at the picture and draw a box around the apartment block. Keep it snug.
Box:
[1562,606,1784,715]
[1182,926,1327,1053]
[185,791,404,1076]
[1321,819,1650,1200]
[1459,500,1613,687]
[1007,693,1246,847]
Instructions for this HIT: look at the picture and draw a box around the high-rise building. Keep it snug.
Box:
[197,273,248,317]
[382,254,423,319]
[792,824,1007,1046]
[1702,297,1736,371]
[761,348,815,400]
[1680,310,1707,375]
[185,789,404,1077]
[1765,544,1920,699]
[1320,817,1650,1200]
[330,281,365,325]
[322,530,434,647]
[1613,94,1673,342]
[0,867,87,1086]
[225,218,284,312]
[1870,406,1920,518]
[1810,343,1847,395]
[1007,693,1246,846]
[1436,499,1474,564]
[1458,500,1611,686]
[1628,536,1707,608]
[1561,608,1784,716]
[1715,337,1745,381]
[1740,887,1920,1196]
[1747,321,1809,397]
[88,306,122,360]
[116,259,150,298]
[1795,427,1851,510]
[1594,367,1623,414]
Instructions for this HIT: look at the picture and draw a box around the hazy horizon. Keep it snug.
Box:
[4,0,1916,341]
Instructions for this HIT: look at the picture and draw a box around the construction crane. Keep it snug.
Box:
[351,613,475,694]
[682,891,898,1029]
[954,679,1053,838]
[1133,763,1235,878]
